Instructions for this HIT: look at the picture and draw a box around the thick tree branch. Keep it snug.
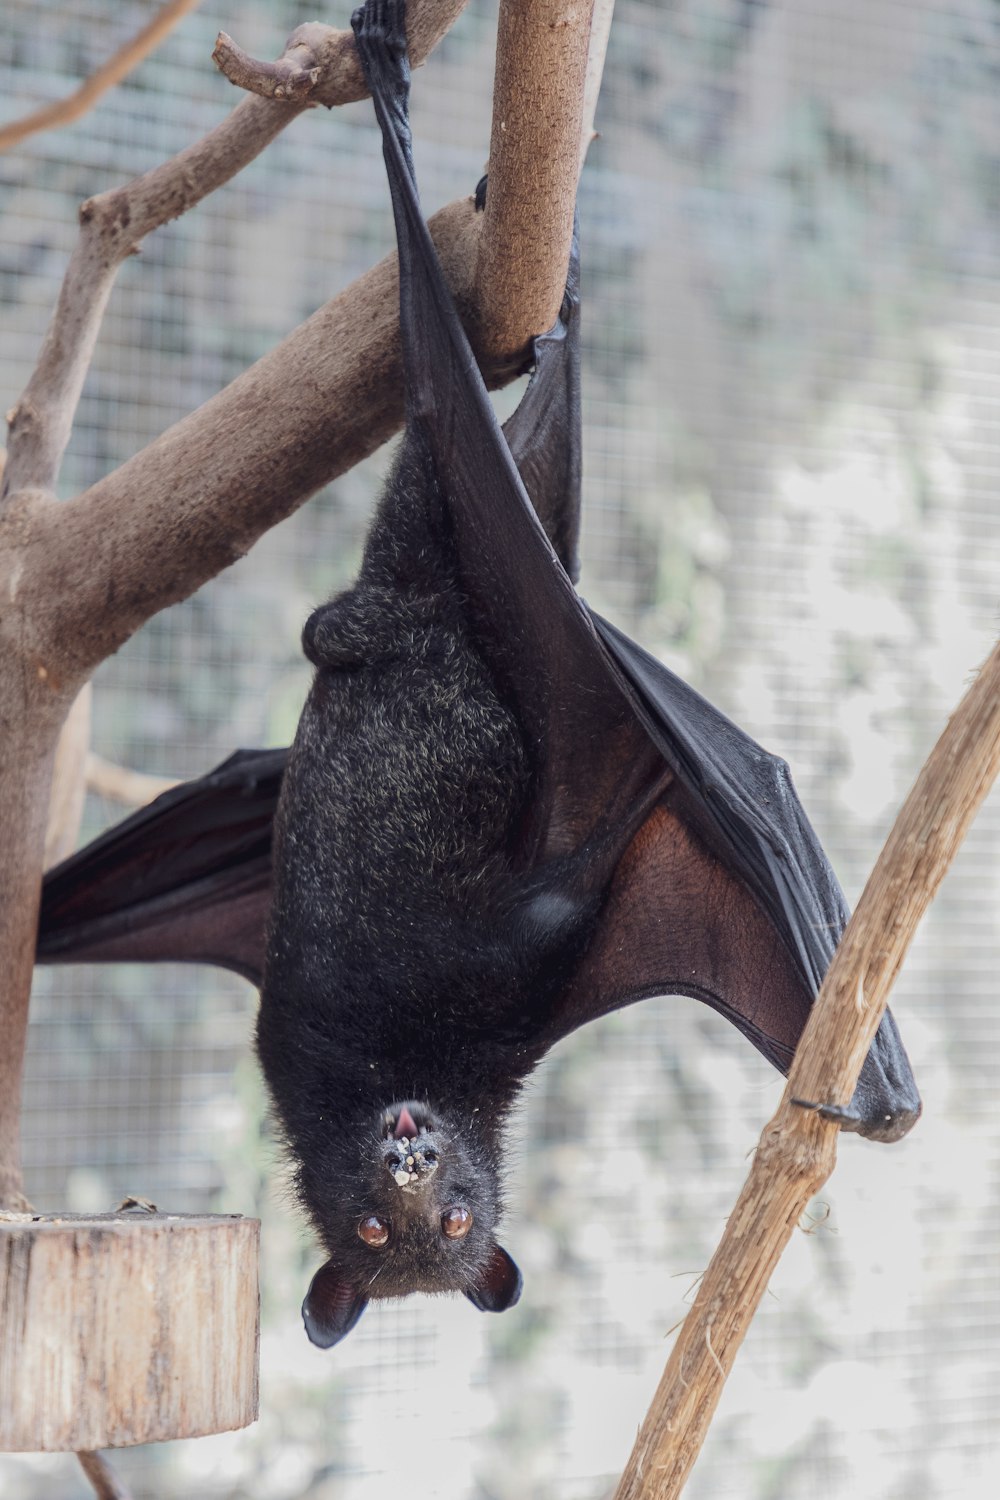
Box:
[0,0,202,155]
[9,2,608,690]
[614,639,1000,1500]
[13,197,479,690]
[473,0,597,361]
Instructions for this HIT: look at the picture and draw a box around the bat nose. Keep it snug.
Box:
[383,1137,440,1191]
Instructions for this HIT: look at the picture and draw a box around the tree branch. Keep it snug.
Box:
[8,1,606,691]
[0,0,469,503]
[579,0,616,172]
[213,2,469,107]
[614,638,1000,1499]
[85,753,179,809]
[473,0,597,361]
[0,0,202,155]
[43,685,91,868]
[11,196,479,690]
[77,1450,132,1500]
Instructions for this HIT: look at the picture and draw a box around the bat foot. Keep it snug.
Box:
[790,1096,862,1129]
[792,1094,920,1143]
[352,0,408,62]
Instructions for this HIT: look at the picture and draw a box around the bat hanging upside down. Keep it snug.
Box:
[36,0,920,1347]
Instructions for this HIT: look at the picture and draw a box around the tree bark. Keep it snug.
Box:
[0,1211,259,1450]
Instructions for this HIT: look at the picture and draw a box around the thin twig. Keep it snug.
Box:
[579,0,617,172]
[77,1449,133,1500]
[0,0,202,154]
[43,686,91,868]
[86,754,179,809]
[614,639,1000,1499]
[212,31,322,103]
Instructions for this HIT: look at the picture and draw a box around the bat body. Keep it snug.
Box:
[37,0,920,1347]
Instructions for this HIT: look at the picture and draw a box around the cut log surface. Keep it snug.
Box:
[0,1211,259,1452]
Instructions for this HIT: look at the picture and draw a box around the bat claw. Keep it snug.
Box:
[790,1096,861,1128]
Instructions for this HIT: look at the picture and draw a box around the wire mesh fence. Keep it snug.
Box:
[1,2,998,1497]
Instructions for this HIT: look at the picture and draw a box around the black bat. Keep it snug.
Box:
[37,0,920,1348]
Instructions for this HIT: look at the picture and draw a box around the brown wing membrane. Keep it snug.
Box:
[37,748,284,986]
[551,802,809,1070]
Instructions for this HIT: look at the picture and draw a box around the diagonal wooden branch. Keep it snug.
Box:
[0,0,202,155]
[0,0,468,504]
[76,1450,132,1500]
[614,638,1000,1500]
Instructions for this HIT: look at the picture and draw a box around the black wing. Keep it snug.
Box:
[356,1,920,1141]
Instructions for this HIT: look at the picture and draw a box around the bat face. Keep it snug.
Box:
[305,1103,509,1286]
[292,1097,524,1346]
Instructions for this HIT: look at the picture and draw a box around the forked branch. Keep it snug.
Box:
[0,0,469,505]
[615,638,1000,1500]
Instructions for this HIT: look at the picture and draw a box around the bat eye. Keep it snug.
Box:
[358,1214,390,1248]
[441,1206,473,1240]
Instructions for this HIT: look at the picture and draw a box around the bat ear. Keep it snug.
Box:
[301,1260,369,1348]
[466,1243,523,1314]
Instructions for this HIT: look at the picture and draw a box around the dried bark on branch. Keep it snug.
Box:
[213,2,468,107]
[614,639,1000,1500]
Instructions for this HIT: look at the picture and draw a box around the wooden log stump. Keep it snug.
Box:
[0,1211,259,1452]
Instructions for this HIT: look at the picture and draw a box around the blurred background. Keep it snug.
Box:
[2,1,998,1496]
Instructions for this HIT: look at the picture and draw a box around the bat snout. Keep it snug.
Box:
[382,1134,441,1192]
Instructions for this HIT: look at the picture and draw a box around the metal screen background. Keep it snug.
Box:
[1,2,998,1497]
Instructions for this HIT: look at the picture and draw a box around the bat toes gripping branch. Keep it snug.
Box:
[352,0,407,62]
[790,1096,862,1130]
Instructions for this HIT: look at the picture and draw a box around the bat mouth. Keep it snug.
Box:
[382,1101,435,1140]
[380,1102,440,1191]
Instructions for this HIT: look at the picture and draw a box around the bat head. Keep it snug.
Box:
[299,1099,522,1348]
